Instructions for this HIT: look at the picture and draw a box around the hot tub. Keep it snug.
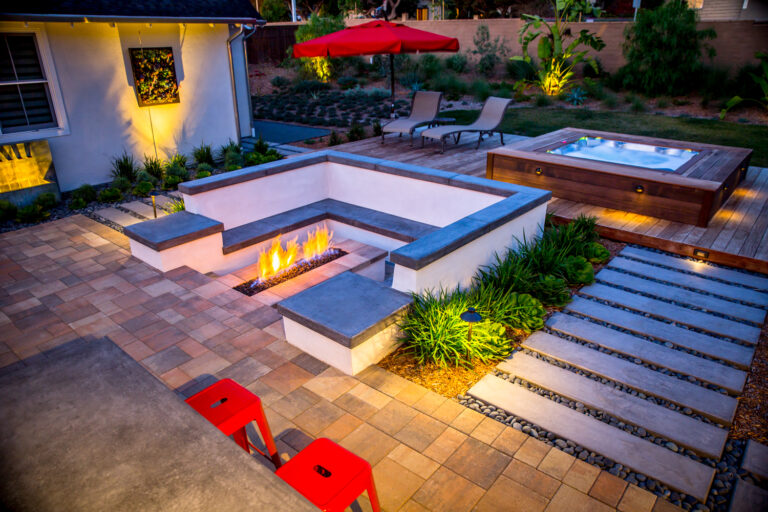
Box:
[487,128,752,227]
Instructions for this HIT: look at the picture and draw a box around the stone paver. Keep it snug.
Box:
[742,440,768,479]
[590,472,629,508]
[93,207,142,227]
[0,215,681,512]
[728,479,768,512]
[121,200,160,219]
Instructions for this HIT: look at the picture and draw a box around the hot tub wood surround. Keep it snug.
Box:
[486,128,752,227]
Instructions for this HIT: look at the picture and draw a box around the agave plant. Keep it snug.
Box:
[513,0,605,96]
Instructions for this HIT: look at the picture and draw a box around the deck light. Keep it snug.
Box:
[693,249,709,259]
[535,168,543,175]
[460,307,483,353]
[634,185,644,194]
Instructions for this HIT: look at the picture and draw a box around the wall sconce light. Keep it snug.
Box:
[634,185,644,194]
[693,249,709,259]
[460,307,483,357]
[535,168,543,176]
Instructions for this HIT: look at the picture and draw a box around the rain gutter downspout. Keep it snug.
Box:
[227,25,246,143]
[243,25,258,138]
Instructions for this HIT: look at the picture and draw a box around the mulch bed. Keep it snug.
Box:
[233,249,346,296]
[731,320,768,443]
[380,238,626,399]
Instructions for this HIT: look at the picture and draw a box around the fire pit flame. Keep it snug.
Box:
[253,225,334,284]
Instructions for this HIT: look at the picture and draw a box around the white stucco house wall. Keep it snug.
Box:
[0,1,263,193]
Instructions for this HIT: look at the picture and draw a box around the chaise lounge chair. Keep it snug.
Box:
[420,96,512,153]
[381,90,442,145]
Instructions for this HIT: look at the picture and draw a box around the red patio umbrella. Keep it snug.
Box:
[292,20,459,112]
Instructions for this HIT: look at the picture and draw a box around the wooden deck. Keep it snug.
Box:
[330,134,768,273]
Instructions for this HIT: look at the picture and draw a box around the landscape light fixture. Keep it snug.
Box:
[634,185,644,194]
[693,249,709,259]
[460,307,483,351]
[151,191,158,218]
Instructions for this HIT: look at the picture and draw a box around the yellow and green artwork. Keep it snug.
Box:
[128,47,180,107]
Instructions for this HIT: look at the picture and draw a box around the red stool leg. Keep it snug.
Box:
[231,426,250,453]
[366,472,381,512]
[251,401,282,469]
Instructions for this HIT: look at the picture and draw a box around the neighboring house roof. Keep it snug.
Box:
[0,0,265,24]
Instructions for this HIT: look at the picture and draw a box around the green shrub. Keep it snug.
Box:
[217,139,240,160]
[165,163,189,181]
[584,242,610,264]
[162,175,183,190]
[192,143,214,166]
[69,197,87,210]
[477,54,500,79]
[530,274,571,307]
[169,153,187,168]
[562,255,594,285]
[112,176,132,192]
[572,214,599,243]
[506,59,537,81]
[166,198,185,213]
[98,187,123,203]
[244,150,282,166]
[253,136,269,154]
[270,75,291,89]
[136,170,158,185]
[72,184,97,203]
[293,79,330,94]
[446,53,468,73]
[142,155,164,180]
[399,288,509,368]
[196,163,213,174]
[262,0,290,22]
[224,148,244,168]
[630,96,646,113]
[16,204,48,223]
[418,54,443,80]
[132,181,154,197]
[292,14,345,81]
[656,97,669,109]
[195,170,212,179]
[534,94,552,107]
[347,123,365,142]
[470,80,493,102]
[565,87,587,105]
[0,200,17,222]
[427,73,468,101]
[34,192,57,211]
[469,285,546,333]
[225,164,242,172]
[602,94,618,109]
[337,76,358,90]
[111,152,138,182]
[328,131,342,146]
[582,77,606,100]
[371,119,382,136]
[474,249,535,295]
[619,0,716,96]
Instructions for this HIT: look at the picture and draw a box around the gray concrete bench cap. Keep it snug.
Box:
[124,211,223,251]
[276,272,412,348]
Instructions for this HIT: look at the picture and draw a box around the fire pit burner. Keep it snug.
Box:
[234,248,347,296]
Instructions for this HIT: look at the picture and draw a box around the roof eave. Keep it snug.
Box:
[0,13,266,25]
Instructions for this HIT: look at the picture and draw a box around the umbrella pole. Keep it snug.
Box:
[389,53,395,118]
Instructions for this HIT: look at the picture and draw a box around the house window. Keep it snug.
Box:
[686,0,704,8]
[416,8,429,20]
[0,33,56,134]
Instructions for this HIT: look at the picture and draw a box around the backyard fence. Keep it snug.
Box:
[248,19,768,73]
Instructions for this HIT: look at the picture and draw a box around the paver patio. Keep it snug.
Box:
[0,214,688,512]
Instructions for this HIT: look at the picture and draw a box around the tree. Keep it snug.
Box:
[261,0,290,21]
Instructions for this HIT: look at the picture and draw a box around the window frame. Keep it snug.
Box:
[0,23,69,144]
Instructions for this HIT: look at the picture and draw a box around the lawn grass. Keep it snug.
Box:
[443,107,768,167]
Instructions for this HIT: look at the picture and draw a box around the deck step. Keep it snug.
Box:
[93,207,141,227]
[522,331,738,425]
[596,268,766,325]
[498,353,727,459]
[121,201,159,220]
[547,314,747,394]
[620,246,768,292]
[566,297,754,369]
[608,257,768,308]
[578,283,761,344]
[469,375,715,501]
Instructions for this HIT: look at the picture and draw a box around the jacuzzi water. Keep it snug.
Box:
[548,136,698,171]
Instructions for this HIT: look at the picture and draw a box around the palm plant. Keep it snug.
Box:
[514,0,605,96]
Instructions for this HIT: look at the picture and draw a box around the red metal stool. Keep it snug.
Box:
[276,437,381,512]
[185,378,281,468]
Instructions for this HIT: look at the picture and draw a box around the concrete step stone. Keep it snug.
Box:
[608,257,768,308]
[742,440,768,480]
[547,314,747,394]
[94,207,142,227]
[596,268,766,325]
[620,246,768,292]
[498,353,727,459]
[121,201,159,220]
[728,479,768,512]
[578,283,761,344]
[566,297,755,369]
[522,331,738,425]
[468,375,715,501]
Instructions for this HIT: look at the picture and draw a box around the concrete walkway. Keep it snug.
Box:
[0,215,685,512]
